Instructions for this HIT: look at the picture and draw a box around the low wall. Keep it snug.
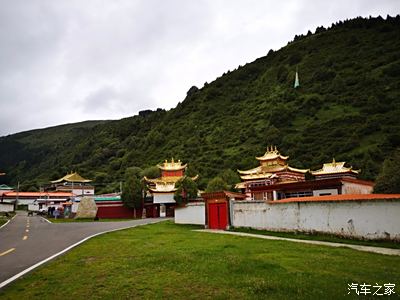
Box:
[232,199,400,241]
[0,203,15,212]
[175,202,205,225]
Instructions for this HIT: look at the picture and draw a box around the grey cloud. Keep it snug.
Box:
[0,0,399,136]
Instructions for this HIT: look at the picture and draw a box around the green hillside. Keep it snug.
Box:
[1,15,399,192]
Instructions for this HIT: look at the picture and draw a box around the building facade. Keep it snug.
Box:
[51,172,95,197]
[144,159,197,217]
[236,146,373,201]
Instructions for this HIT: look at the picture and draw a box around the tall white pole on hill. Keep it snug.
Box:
[294,66,300,88]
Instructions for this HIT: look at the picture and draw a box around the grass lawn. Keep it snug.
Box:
[0,212,15,227]
[47,217,138,223]
[0,218,7,227]
[231,227,400,249]
[1,221,400,299]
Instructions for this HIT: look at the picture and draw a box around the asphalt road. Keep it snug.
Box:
[0,211,168,286]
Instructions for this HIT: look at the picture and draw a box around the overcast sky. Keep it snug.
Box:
[0,0,398,136]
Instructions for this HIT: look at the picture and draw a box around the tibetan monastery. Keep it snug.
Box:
[236,146,373,201]
[237,146,309,200]
[144,159,197,217]
[51,172,94,197]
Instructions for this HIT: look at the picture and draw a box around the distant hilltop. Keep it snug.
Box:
[0,15,399,193]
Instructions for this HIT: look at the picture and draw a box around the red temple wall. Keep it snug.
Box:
[162,170,184,177]
[96,205,135,218]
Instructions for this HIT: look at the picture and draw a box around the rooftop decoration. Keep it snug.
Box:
[157,158,187,171]
[238,146,309,182]
[311,158,359,178]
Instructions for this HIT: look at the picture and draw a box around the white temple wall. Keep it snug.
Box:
[0,203,14,212]
[153,193,176,204]
[231,200,400,241]
[342,181,373,194]
[175,202,205,225]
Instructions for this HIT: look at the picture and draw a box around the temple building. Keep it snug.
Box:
[50,172,95,197]
[236,146,373,201]
[236,146,309,200]
[311,158,359,180]
[144,159,197,217]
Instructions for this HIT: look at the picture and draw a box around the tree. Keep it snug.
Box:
[174,176,198,205]
[121,171,143,217]
[373,148,400,194]
[205,177,228,192]
[218,169,240,191]
[141,166,160,179]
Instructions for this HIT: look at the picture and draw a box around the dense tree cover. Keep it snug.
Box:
[373,148,400,194]
[174,177,198,204]
[0,16,399,191]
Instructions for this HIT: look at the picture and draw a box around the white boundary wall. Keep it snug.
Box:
[175,202,205,225]
[0,203,15,212]
[231,200,400,241]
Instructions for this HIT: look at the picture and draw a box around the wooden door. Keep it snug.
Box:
[208,203,227,230]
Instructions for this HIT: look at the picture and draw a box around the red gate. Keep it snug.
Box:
[208,202,227,230]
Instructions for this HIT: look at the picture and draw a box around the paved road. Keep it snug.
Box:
[0,211,169,286]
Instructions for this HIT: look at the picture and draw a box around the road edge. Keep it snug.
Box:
[0,214,17,230]
[0,219,166,289]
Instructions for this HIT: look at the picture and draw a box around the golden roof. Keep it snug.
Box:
[51,172,92,183]
[144,174,199,184]
[148,188,177,193]
[311,159,360,176]
[238,165,308,180]
[144,176,182,184]
[148,184,177,193]
[256,146,289,161]
[158,158,187,171]
[237,166,262,175]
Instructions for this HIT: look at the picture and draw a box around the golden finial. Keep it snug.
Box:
[274,145,277,152]
[332,158,336,166]
[172,157,174,163]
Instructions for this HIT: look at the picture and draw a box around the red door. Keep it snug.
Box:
[208,203,227,230]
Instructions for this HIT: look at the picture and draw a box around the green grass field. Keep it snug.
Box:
[0,219,7,227]
[1,221,399,299]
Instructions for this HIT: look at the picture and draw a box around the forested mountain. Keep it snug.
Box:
[1,15,399,192]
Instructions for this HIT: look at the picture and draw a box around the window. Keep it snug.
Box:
[284,191,313,198]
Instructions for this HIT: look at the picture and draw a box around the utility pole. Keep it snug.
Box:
[16,181,20,208]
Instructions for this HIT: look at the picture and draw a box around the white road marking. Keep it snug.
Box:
[0,248,15,257]
[22,236,28,241]
[0,214,17,230]
[40,217,52,224]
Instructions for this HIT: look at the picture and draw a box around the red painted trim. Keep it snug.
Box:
[268,194,400,204]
